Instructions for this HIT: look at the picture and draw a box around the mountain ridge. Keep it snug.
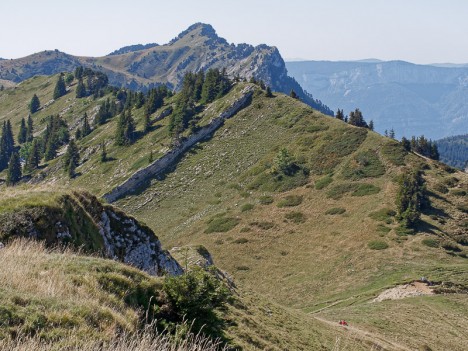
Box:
[0,23,332,114]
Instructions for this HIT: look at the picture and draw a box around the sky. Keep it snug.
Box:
[1,0,467,64]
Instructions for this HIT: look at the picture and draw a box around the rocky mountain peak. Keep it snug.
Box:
[170,22,225,45]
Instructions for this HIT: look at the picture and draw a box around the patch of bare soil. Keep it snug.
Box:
[373,282,434,302]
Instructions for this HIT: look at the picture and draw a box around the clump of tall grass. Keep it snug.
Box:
[0,323,228,351]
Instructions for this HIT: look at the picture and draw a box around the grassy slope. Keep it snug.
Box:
[1,77,467,350]
[0,239,161,344]
[0,237,363,351]
[115,91,468,350]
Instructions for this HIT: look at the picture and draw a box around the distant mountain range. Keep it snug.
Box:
[0,23,332,114]
[286,60,468,139]
[436,134,468,170]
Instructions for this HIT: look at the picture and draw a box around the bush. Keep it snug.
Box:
[250,221,275,230]
[259,195,274,205]
[277,195,303,207]
[395,226,415,236]
[326,183,380,199]
[342,150,385,180]
[285,211,306,223]
[442,177,458,188]
[432,183,449,194]
[325,207,346,215]
[163,266,230,337]
[369,208,396,222]
[422,238,439,248]
[381,142,407,166]
[451,189,467,197]
[309,128,368,174]
[205,216,240,233]
[353,184,381,197]
[240,203,254,212]
[377,224,391,234]
[368,240,389,250]
[233,238,249,244]
[315,175,333,190]
[236,265,250,271]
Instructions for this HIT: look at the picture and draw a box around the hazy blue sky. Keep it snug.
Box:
[1,0,467,63]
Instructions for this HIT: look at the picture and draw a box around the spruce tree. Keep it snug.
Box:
[100,143,107,162]
[335,109,344,120]
[53,75,67,99]
[389,129,396,139]
[348,108,367,128]
[124,109,135,143]
[74,66,84,80]
[81,113,91,137]
[115,112,127,146]
[6,152,21,186]
[30,94,40,114]
[265,86,273,98]
[76,78,86,98]
[396,168,426,228]
[75,128,82,140]
[63,139,80,174]
[0,123,9,171]
[18,118,27,144]
[289,90,298,99]
[26,114,34,142]
[24,139,40,172]
[0,120,15,170]
[68,159,76,178]
[401,137,411,151]
[144,113,151,133]
[368,120,374,131]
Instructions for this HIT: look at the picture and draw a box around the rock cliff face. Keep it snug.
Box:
[103,85,254,203]
[0,191,182,276]
[0,23,332,114]
[286,60,468,139]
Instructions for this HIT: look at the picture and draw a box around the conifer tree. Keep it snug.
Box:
[30,94,40,114]
[265,86,273,98]
[26,115,34,142]
[115,112,127,146]
[389,128,396,139]
[100,142,107,162]
[6,152,21,186]
[144,113,151,133]
[0,120,15,170]
[63,139,80,175]
[115,109,135,146]
[18,118,27,144]
[81,113,91,137]
[368,120,374,131]
[74,66,84,80]
[396,168,426,228]
[289,90,298,99]
[124,109,136,143]
[335,109,344,120]
[24,139,40,172]
[75,128,82,140]
[348,108,368,128]
[76,78,86,98]
[401,137,411,151]
[68,159,76,178]
[53,75,67,99]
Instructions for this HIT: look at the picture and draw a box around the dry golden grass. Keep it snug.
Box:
[0,323,227,351]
